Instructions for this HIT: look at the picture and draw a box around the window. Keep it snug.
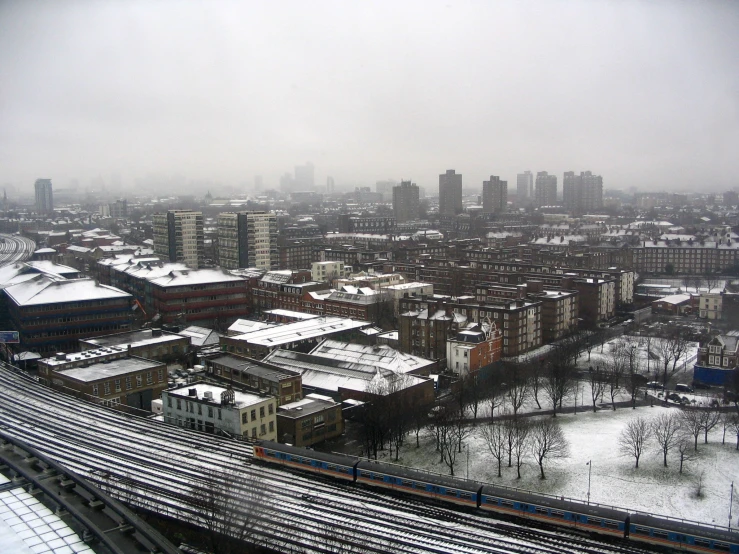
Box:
[251,409,256,421]
[269,421,274,432]
[260,424,266,435]
[158,369,163,381]
[252,427,257,438]
[136,375,142,388]
[217,409,222,420]
[92,384,99,396]
[146,372,153,385]
[104,382,111,395]
[268,403,274,415]
[208,407,213,418]
[177,399,182,410]
[242,412,248,424]
[260,406,265,418]
[125,377,132,390]
[114,379,121,392]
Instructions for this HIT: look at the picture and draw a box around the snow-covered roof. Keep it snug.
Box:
[166,383,267,409]
[653,294,692,305]
[148,268,245,287]
[263,309,320,320]
[57,357,160,382]
[82,329,189,349]
[178,326,220,347]
[229,317,371,348]
[4,275,130,306]
[227,319,276,335]
[309,339,434,374]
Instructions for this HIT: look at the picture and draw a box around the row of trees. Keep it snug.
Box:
[619,410,739,472]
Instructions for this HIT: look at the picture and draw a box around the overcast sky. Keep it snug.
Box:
[1,0,738,195]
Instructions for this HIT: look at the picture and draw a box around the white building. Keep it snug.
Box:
[699,292,723,320]
[311,261,350,283]
[162,383,277,440]
[385,282,434,316]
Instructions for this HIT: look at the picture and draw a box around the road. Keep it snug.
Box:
[0,233,36,266]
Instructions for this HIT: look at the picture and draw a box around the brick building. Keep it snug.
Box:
[277,393,344,446]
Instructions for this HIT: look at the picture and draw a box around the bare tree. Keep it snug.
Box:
[676,433,698,474]
[188,464,266,554]
[681,409,703,451]
[439,407,462,476]
[700,406,722,445]
[651,413,682,467]
[588,365,607,412]
[619,416,652,468]
[479,420,506,477]
[727,414,739,450]
[511,419,531,479]
[691,275,705,293]
[542,350,576,417]
[529,362,543,410]
[505,363,530,418]
[704,274,719,293]
[604,352,626,411]
[529,418,570,479]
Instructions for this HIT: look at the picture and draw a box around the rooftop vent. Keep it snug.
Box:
[203,391,213,400]
[55,352,67,361]
[188,388,198,397]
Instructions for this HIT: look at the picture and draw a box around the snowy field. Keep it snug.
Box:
[379,406,739,528]
[368,336,736,527]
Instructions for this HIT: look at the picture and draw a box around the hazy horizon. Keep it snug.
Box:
[1,1,738,195]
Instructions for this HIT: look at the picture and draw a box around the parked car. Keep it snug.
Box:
[667,393,683,403]
[675,383,694,393]
[646,381,665,390]
[692,381,711,390]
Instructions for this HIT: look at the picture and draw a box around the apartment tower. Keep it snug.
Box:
[534,171,558,207]
[153,210,204,268]
[439,169,463,216]
[516,171,533,204]
[34,179,53,214]
[392,181,420,223]
[482,175,507,214]
[217,211,278,270]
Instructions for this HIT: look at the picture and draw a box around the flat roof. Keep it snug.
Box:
[208,355,297,379]
[4,275,130,307]
[228,317,370,348]
[264,309,320,320]
[166,383,267,409]
[278,395,339,418]
[56,357,161,382]
[81,329,188,349]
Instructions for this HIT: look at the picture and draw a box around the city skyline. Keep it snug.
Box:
[1,1,737,193]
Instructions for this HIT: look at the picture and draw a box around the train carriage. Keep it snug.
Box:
[356,460,481,508]
[254,441,358,481]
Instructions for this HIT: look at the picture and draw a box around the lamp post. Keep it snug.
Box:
[465,444,469,480]
[730,482,734,530]
[586,460,592,505]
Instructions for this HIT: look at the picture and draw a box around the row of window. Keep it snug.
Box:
[92,370,163,396]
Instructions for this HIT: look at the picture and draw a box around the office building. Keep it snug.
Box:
[439,169,463,216]
[217,211,277,270]
[392,181,420,223]
[534,171,557,207]
[516,171,533,203]
[152,210,204,268]
[482,175,507,214]
[34,179,53,214]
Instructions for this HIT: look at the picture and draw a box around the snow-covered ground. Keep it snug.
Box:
[383,406,739,527]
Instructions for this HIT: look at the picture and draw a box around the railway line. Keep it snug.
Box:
[0,364,656,553]
[0,233,36,266]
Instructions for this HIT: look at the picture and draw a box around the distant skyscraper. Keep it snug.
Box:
[516,171,533,203]
[326,176,335,194]
[534,172,557,207]
[217,211,277,270]
[34,179,53,214]
[563,171,603,213]
[153,210,204,268]
[294,162,315,190]
[439,169,463,216]
[393,181,420,223]
[482,176,507,214]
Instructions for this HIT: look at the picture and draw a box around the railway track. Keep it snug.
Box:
[0,233,36,266]
[0,364,657,553]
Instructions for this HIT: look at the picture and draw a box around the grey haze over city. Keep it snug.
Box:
[1,0,738,194]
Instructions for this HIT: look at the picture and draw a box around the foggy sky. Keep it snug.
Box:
[1,0,738,195]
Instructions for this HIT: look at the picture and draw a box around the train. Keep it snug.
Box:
[254,440,739,554]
